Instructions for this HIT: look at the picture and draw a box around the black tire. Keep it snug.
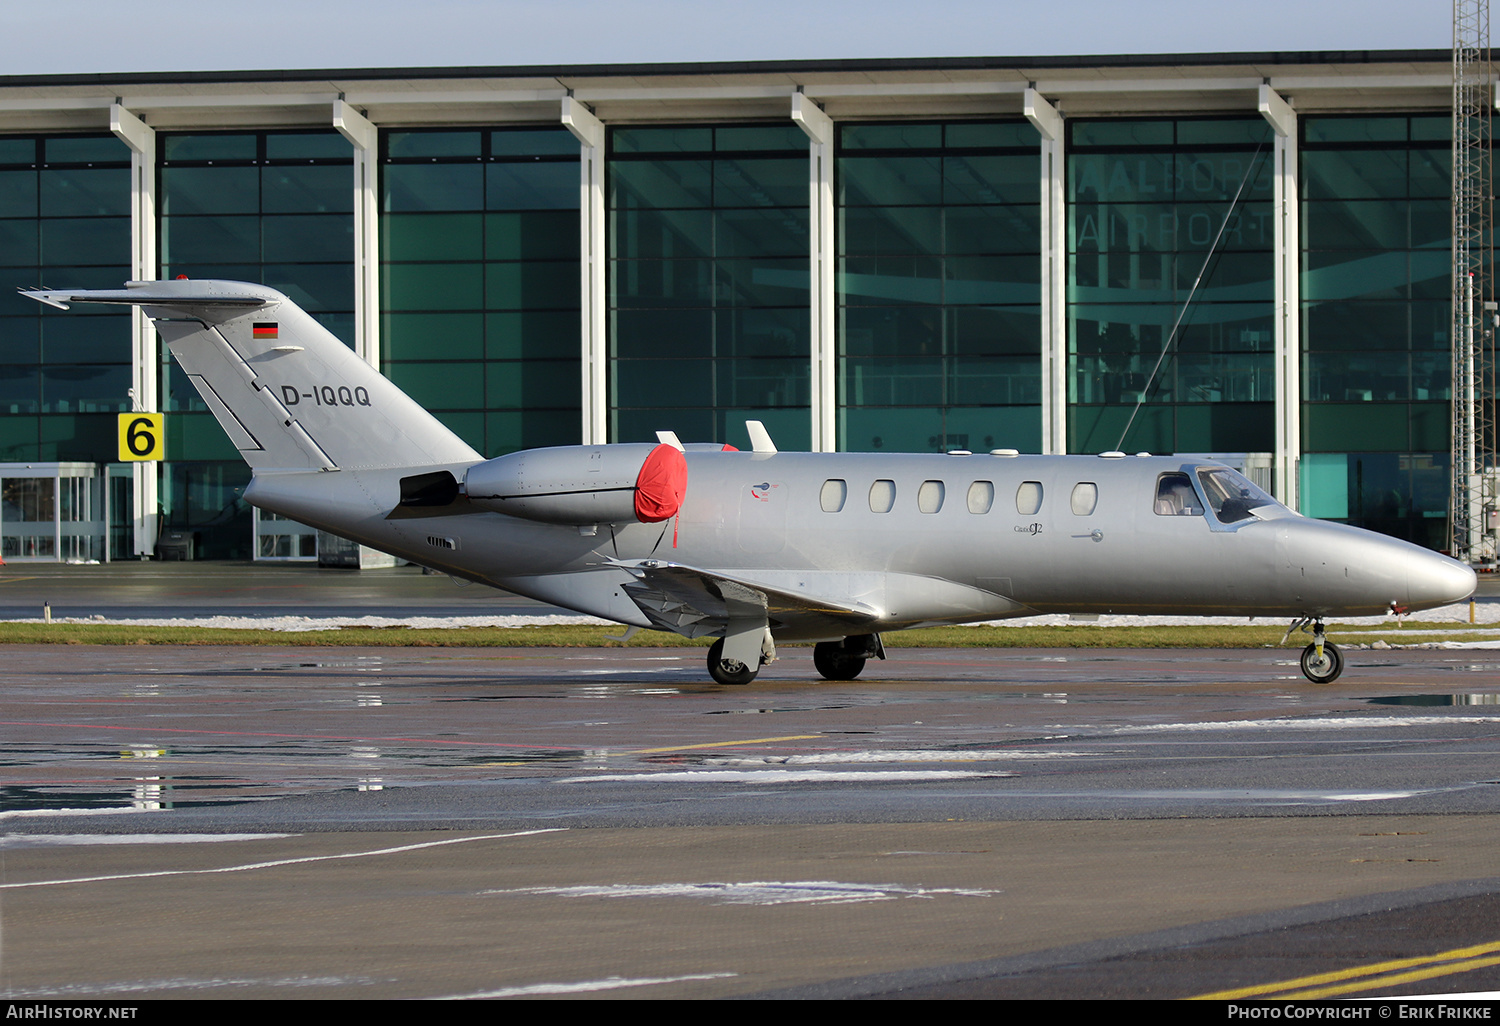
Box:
[813,640,867,681]
[1300,641,1343,684]
[707,638,759,685]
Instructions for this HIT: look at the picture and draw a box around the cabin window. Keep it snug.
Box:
[967,480,994,514]
[820,479,847,513]
[917,480,945,513]
[1015,481,1043,516]
[1154,473,1200,516]
[869,479,896,513]
[1070,482,1098,516]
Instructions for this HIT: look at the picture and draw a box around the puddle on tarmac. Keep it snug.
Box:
[436,695,556,702]
[0,782,278,813]
[461,749,588,765]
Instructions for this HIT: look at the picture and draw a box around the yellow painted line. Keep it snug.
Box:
[1191,938,1500,1000]
[0,576,42,585]
[1278,954,1500,1000]
[631,735,821,754]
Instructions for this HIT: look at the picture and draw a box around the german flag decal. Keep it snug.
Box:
[253,322,278,339]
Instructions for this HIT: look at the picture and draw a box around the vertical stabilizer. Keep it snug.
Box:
[23,280,480,472]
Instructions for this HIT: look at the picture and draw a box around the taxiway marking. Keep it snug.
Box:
[1192,939,1500,1000]
[0,829,566,890]
[438,972,738,999]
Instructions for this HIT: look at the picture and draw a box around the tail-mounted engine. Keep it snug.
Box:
[463,442,687,526]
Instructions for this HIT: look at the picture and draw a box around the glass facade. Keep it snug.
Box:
[0,83,1480,557]
[381,127,580,456]
[160,131,355,341]
[0,134,131,462]
[837,122,1041,453]
[608,124,810,449]
[1299,115,1453,548]
[1068,118,1276,454]
[158,130,357,558]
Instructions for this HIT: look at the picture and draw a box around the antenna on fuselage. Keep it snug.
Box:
[1114,142,1268,451]
[745,420,778,454]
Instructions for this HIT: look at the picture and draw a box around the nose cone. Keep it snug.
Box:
[1278,519,1478,616]
[1407,552,1477,611]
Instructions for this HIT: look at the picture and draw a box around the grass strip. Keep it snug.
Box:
[1,622,1495,649]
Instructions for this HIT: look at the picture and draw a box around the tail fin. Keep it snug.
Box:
[23,279,480,472]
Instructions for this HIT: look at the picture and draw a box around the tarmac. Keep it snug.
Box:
[0,559,565,621]
[3,559,1500,1000]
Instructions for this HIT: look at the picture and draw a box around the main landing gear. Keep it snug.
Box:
[706,637,762,686]
[812,634,886,682]
[707,633,889,684]
[1286,617,1343,684]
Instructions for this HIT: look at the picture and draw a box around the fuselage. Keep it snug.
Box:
[244,450,1478,636]
[28,280,1475,667]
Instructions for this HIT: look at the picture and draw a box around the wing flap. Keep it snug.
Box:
[615,560,881,639]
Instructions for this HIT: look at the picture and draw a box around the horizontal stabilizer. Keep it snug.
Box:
[21,279,272,310]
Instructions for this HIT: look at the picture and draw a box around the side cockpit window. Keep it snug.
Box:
[1196,467,1278,525]
[1154,473,1201,516]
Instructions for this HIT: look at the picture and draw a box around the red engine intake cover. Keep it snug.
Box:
[633,443,688,523]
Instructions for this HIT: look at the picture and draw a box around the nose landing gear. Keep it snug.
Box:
[1286,617,1344,684]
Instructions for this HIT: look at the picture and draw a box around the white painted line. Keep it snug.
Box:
[0,828,566,889]
[0,807,149,820]
[483,880,1001,906]
[438,972,738,999]
[1122,715,1500,733]
[5,975,370,997]
[556,769,1010,783]
[710,749,1084,765]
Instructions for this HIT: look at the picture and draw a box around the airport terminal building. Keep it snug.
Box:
[0,51,1468,560]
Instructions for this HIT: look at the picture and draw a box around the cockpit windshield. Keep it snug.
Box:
[1195,467,1279,524]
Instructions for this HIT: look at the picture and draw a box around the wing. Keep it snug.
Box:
[613,560,881,639]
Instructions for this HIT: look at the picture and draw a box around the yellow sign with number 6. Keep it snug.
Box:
[118,413,164,461]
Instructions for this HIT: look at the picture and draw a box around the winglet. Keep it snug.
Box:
[745,420,777,454]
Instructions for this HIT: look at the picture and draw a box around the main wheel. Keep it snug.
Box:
[1300,641,1343,684]
[707,638,759,685]
[813,641,867,681]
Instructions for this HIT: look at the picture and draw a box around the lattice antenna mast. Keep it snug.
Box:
[1452,0,1495,563]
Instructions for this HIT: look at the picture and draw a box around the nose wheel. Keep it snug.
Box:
[1299,639,1343,683]
[1287,618,1343,684]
